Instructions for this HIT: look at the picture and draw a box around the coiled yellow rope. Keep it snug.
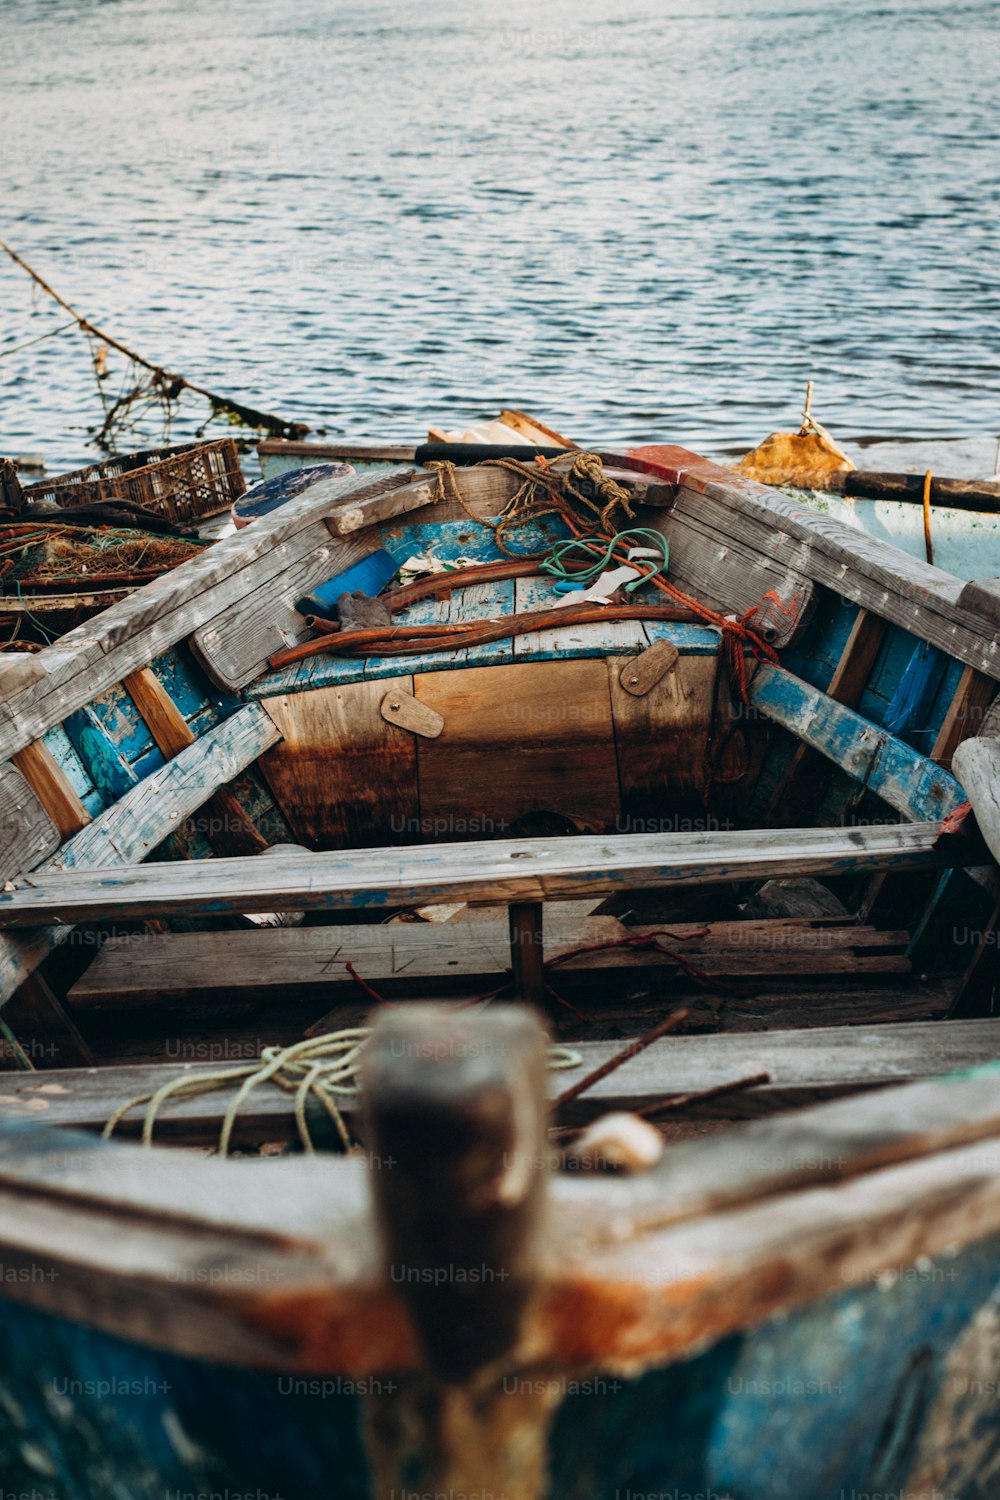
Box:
[103,1028,583,1156]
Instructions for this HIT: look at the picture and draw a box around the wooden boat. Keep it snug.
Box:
[1,436,1000,1497]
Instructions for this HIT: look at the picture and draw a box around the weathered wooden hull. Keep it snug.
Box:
[2,436,1000,1493]
[793,485,1000,582]
[1,1229,998,1500]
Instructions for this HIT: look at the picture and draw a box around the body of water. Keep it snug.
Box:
[2,0,998,472]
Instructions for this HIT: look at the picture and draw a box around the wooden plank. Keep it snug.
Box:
[0,820,958,927]
[825,607,891,702]
[953,735,1000,866]
[512,576,648,659]
[4,1074,1000,1378]
[608,653,721,819]
[764,608,889,825]
[412,660,621,835]
[189,526,379,692]
[258,679,419,847]
[2,1020,997,1142]
[122,667,267,855]
[556,1018,1000,1114]
[10,739,90,841]
[0,469,418,761]
[70,914,630,1005]
[381,579,517,675]
[68,918,910,1011]
[3,972,93,1067]
[653,464,1000,679]
[247,622,724,701]
[931,663,997,768]
[0,764,60,883]
[560,1041,1000,1246]
[0,704,281,1006]
[121,667,196,758]
[749,664,967,822]
[650,505,815,647]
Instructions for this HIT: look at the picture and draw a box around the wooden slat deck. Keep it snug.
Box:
[0,821,958,927]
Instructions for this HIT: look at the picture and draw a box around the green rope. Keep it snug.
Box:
[540,528,669,593]
[103,1027,583,1156]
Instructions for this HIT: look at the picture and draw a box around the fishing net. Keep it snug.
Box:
[0,523,208,591]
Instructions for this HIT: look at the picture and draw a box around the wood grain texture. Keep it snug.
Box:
[0,820,957,927]
[379,690,444,739]
[0,763,61,882]
[765,608,889,826]
[121,667,196,758]
[189,525,379,692]
[68,917,910,1016]
[953,735,1000,866]
[749,664,967,822]
[512,576,647,659]
[70,913,630,1006]
[931,664,998,768]
[412,659,621,835]
[258,679,419,847]
[651,504,815,647]
[11,740,91,841]
[0,469,412,761]
[0,704,281,1006]
[0,1020,997,1142]
[608,653,720,819]
[123,667,268,855]
[617,638,679,696]
[637,456,1000,679]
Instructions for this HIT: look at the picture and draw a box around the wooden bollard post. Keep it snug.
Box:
[362,1004,548,1382]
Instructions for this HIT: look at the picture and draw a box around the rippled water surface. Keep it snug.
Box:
[2,0,998,470]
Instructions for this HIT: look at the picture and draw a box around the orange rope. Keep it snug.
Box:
[922,469,934,565]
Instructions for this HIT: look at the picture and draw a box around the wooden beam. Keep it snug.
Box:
[750,664,966,822]
[1,1079,1000,1380]
[2,1020,997,1141]
[954,734,1000,866]
[644,505,815,647]
[10,740,89,841]
[931,663,997,768]
[69,917,913,1009]
[363,1005,548,1379]
[3,972,93,1067]
[508,901,545,1003]
[0,703,281,1006]
[637,457,1000,680]
[0,763,60,883]
[121,667,196,758]
[765,608,889,826]
[123,667,268,855]
[0,821,958,929]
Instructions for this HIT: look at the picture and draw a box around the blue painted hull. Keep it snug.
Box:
[1,1231,997,1499]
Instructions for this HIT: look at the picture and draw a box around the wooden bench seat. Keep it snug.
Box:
[2,1019,997,1143]
[1,821,956,930]
[69,915,914,1011]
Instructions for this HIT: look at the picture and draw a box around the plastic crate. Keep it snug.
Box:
[22,439,247,524]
